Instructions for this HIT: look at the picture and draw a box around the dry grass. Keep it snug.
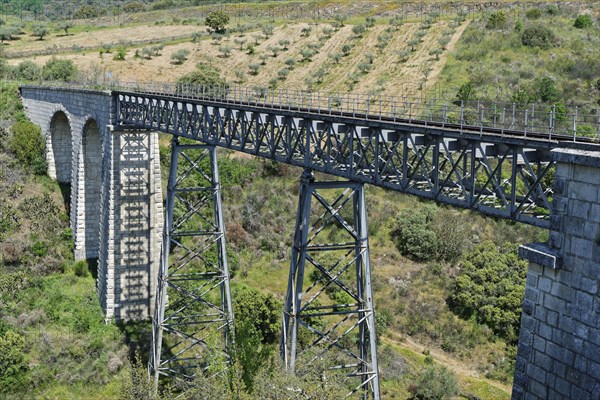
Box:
[9,20,468,99]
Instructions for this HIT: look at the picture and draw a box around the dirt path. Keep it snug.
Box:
[383,332,512,395]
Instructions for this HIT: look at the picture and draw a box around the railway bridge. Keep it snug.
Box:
[20,84,600,399]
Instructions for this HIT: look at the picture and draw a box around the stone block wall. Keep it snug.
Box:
[21,87,163,321]
[98,128,163,320]
[514,148,600,399]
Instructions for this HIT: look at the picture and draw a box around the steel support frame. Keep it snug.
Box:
[150,138,234,382]
[282,169,380,400]
[116,92,555,228]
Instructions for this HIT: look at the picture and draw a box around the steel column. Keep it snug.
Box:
[150,138,234,382]
[282,169,380,400]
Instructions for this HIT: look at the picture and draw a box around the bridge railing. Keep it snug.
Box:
[23,80,600,143]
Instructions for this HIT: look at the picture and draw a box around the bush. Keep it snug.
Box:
[42,57,77,81]
[573,14,593,29]
[113,46,127,61]
[9,121,47,174]
[409,365,458,400]
[352,24,366,37]
[486,11,506,29]
[533,76,559,103]
[15,60,41,81]
[391,206,439,262]
[525,8,542,20]
[0,330,28,392]
[521,26,557,49]
[171,49,190,64]
[448,241,527,343]
[455,81,475,103]
[177,62,227,87]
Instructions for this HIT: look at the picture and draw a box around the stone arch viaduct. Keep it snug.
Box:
[20,85,600,399]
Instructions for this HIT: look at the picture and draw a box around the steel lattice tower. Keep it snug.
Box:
[150,138,234,382]
[282,170,380,399]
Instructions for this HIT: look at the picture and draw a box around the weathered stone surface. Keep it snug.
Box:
[21,88,162,321]
[516,148,600,399]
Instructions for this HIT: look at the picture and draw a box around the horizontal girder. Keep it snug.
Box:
[115,91,569,228]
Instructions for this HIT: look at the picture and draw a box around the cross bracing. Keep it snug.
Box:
[114,90,585,228]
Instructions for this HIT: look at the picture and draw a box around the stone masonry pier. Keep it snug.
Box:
[515,148,600,399]
[20,87,162,320]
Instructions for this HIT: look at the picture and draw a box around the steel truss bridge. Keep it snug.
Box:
[113,85,597,399]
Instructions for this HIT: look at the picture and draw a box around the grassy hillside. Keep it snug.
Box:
[3,1,595,398]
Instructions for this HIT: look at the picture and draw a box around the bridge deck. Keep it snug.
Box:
[114,87,600,228]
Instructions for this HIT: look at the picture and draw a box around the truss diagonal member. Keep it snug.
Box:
[282,170,380,400]
[151,139,234,385]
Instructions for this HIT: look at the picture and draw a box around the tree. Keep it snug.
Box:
[365,16,376,28]
[232,285,280,391]
[31,22,49,40]
[0,27,13,44]
[205,10,229,34]
[9,120,46,174]
[218,45,232,58]
[57,21,74,36]
[352,24,366,38]
[278,38,290,50]
[448,241,527,343]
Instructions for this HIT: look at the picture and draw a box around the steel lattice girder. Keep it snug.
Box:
[150,139,234,382]
[116,92,555,228]
[282,170,380,400]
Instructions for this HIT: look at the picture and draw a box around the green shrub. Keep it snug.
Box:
[73,260,90,277]
[391,206,439,262]
[177,62,227,88]
[533,76,559,103]
[352,24,366,38]
[0,330,28,392]
[573,14,593,29]
[455,81,475,103]
[448,241,526,343]
[486,11,506,29]
[9,121,47,174]
[42,57,77,81]
[171,49,190,64]
[409,365,458,400]
[113,46,127,61]
[15,60,41,81]
[525,8,542,20]
[521,25,557,49]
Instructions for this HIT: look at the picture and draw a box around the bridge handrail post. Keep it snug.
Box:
[531,104,535,132]
[597,109,600,140]
[549,105,555,140]
[480,104,484,133]
[511,103,516,130]
[502,107,506,136]
[459,100,464,131]
[572,106,579,141]
[366,96,370,119]
[493,103,497,128]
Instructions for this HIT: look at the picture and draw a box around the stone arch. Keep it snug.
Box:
[82,118,102,259]
[49,111,72,183]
